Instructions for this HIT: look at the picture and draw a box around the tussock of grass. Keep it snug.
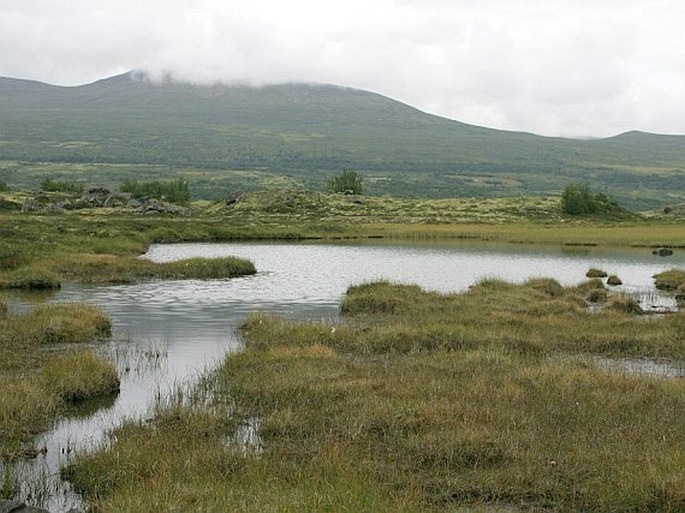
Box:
[606,274,622,286]
[654,269,685,290]
[20,303,111,344]
[0,303,116,458]
[0,265,61,289]
[586,267,608,278]
[50,254,256,284]
[67,279,685,512]
[41,351,120,402]
[0,377,60,458]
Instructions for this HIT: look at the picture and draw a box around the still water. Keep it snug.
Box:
[4,239,684,511]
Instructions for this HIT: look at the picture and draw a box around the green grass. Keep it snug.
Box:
[66,279,685,512]
[0,265,62,289]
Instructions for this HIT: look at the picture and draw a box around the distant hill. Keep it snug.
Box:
[1,71,684,209]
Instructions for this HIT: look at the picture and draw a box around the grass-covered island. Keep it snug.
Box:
[1,187,684,512]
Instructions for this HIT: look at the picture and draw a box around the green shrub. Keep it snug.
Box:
[41,178,84,194]
[328,170,363,195]
[0,180,8,192]
[526,278,565,297]
[561,183,627,216]
[121,178,191,205]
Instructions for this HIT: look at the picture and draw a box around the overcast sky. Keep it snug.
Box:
[2,0,684,137]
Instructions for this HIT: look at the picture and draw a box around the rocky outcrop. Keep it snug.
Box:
[0,499,49,513]
[652,247,674,256]
[21,188,190,216]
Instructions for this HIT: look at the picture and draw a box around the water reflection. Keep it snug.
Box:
[3,239,684,512]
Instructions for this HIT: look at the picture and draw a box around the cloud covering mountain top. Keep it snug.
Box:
[1,0,684,137]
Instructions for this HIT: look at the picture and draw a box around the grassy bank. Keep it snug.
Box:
[2,189,685,289]
[0,302,117,459]
[66,280,684,512]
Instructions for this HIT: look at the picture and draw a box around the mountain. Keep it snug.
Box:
[1,71,684,209]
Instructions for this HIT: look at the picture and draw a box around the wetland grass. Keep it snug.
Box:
[654,269,685,291]
[606,274,622,286]
[66,279,685,512]
[0,266,61,290]
[48,254,256,284]
[0,303,117,458]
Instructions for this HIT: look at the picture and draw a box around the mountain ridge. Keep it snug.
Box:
[1,72,684,209]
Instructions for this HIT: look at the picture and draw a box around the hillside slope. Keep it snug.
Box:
[1,72,684,208]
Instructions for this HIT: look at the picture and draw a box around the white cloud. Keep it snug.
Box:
[0,0,683,137]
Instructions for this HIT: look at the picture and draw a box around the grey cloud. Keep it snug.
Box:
[0,0,683,137]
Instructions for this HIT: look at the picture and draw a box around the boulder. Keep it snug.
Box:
[0,499,49,513]
[134,198,191,216]
[652,248,674,256]
[81,187,112,206]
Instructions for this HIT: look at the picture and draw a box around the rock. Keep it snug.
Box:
[652,248,674,256]
[81,187,112,206]
[134,198,191,216]
[225,191,246,206]
[0,499,49,513]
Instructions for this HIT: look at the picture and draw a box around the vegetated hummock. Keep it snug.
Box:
[65,279,685,512]
[1,72,685,209]
[0,302,117,458]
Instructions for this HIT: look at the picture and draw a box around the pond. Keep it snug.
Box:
[3,239,684,512]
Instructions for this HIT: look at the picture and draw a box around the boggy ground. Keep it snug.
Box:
[0,301,117,460]
[2,189,685,289]
[66,279,684,512]
[2,189,685,509]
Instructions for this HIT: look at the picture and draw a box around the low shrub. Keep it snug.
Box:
[41,178,84,194]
